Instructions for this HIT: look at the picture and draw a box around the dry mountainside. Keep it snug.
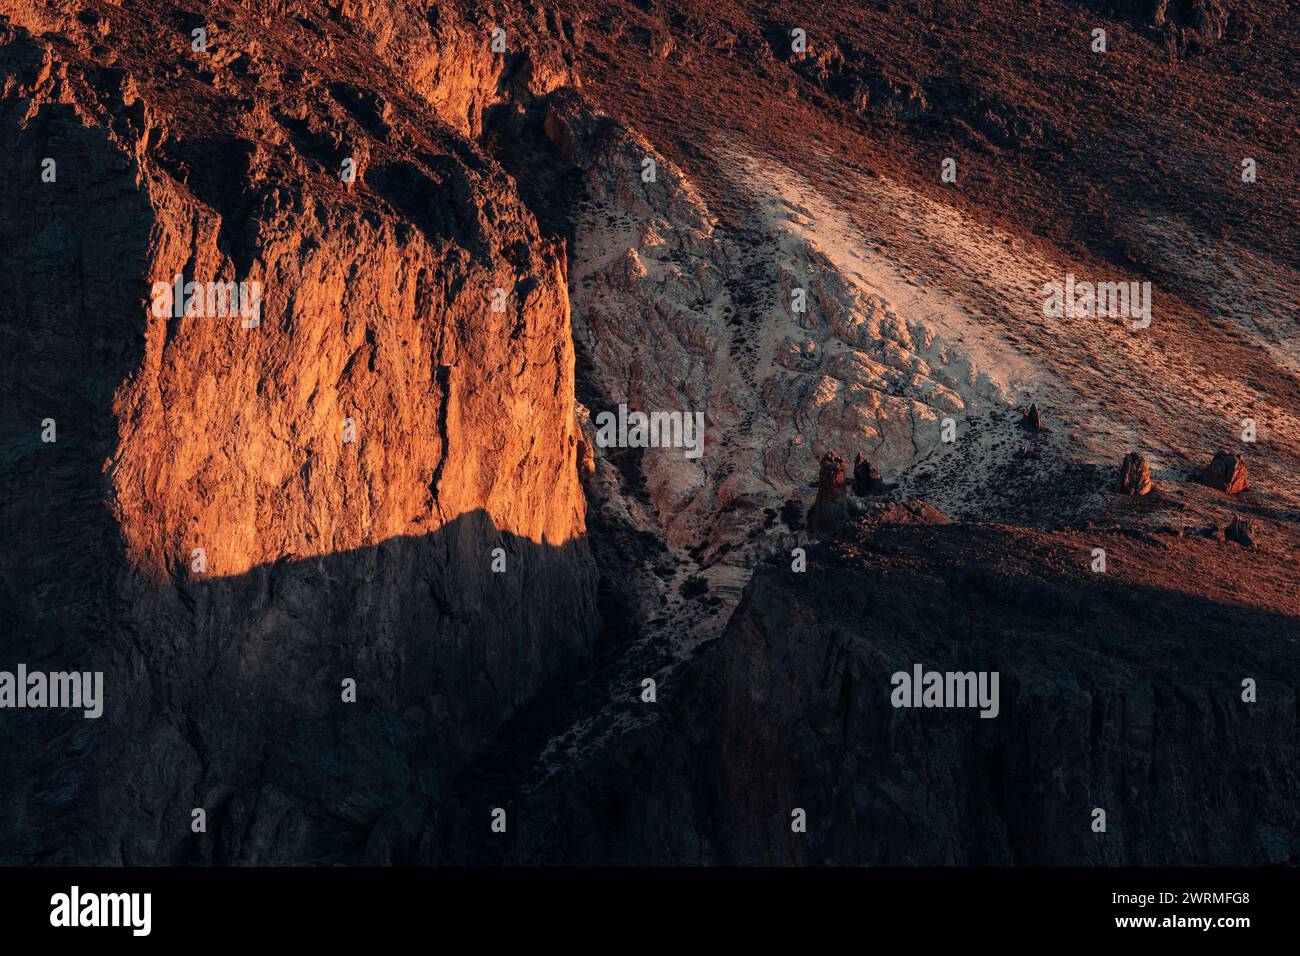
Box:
[0,0,1296,865]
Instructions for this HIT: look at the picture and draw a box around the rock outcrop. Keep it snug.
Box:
[852,454,885,496]
[693,520,1298,864]
[779,495,806,532]
[807,452,850,533]
[1020,403,1043,432]
[503,513,1300,866]
[1100,0,1238,48]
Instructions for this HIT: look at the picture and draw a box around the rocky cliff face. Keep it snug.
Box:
[702,513,1299,865]
[503,501,1299,866]
[2,0,1297,867]
[0,3,595,863]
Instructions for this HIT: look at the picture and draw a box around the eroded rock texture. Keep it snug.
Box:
[0,4,594,864]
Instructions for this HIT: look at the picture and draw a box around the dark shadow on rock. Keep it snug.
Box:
[503,520,1300,866]
[365,159,488,258]
[0,54,153,863]
[5,507,597,866]
[154,135,260,276]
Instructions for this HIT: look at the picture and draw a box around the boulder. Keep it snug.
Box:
[779,495,806,532]
[1198,450,1248,494]
[1116,452,1153,495]
[1224,518,1254,548]
[1020,403,1042,431]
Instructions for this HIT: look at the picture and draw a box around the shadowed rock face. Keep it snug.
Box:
[1089,0,1237,47]
[502,514,1300,866]
[699,522,1299,866]
[702,538,1300,868]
